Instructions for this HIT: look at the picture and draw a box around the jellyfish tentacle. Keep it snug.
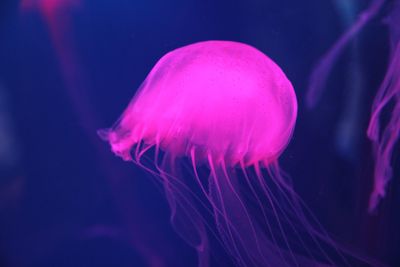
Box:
[239,161,290,265]
[268,162,342,266]
[267,162,362,267]
[307,0,399,212]
[152,147,267,266]
[151,150,217,233]
[220,160,271,266]
[207,154,250,267]
[147,151,214,266]
[130,142,344,267]
[244,162,319,264]
[190,147,265,263]
[134,143,223,258]
[306,0,385,108]
[368,43,400,140]
[158,154,210,267]
[254,163,300,267]
[368,93,400,212]
[367,41,400,211]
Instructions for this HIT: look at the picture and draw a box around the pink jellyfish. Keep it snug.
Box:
[100,41,362,266]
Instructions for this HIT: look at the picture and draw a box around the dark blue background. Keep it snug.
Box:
[0,0,398,266]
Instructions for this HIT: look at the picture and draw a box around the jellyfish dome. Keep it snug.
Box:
[101,41,353,267]
[106,40,297,167]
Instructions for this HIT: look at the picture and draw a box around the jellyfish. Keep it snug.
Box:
[100,41,366,266]
[306,0,400,212]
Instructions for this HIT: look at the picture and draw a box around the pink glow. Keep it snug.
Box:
[102,41,297,168]
[306,0,400,212]
[20,0,81,16]
[20,2,170,265]
[306,0,384,108]
[101,41,367,266]
[366,1,400,212]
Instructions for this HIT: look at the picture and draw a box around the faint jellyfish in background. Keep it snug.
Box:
[100,41,368,266]
[20,0,81,17]
[368,1,400,212]
[20,2,171,266]
[306,0,400,212]
[19,0,97,134]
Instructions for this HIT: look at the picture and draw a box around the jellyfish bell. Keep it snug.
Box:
[100,41,362,266]
[103,40,297,168]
